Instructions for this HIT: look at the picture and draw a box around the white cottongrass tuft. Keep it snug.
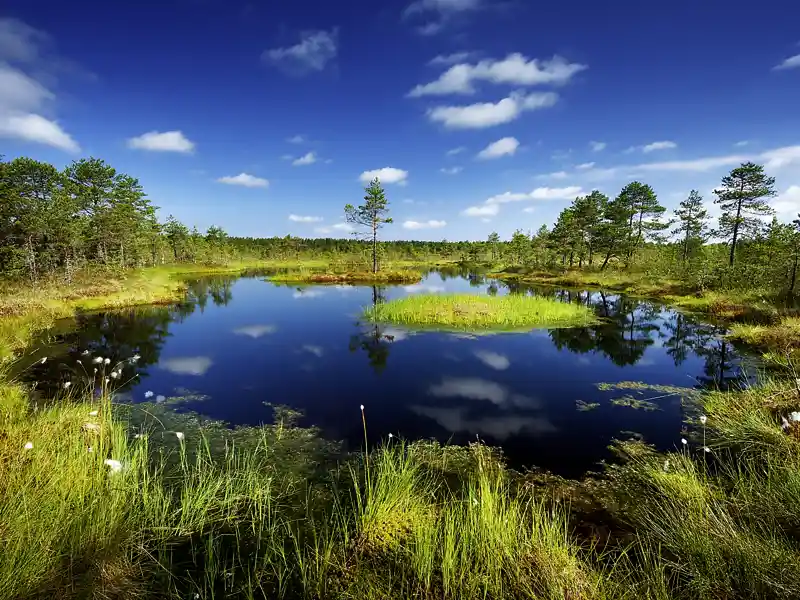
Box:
[663,459,670,472]
[699,415,707,425]
[360,404,365,411]
[110,371,120,379]
[104,377,110,384]
[131,354,141,362]
[704,446,711,453]
[24,441,33,450]
[87,446,93,453]
[93,357,103,364]
[63,381,71,389]
[790,411,800,422]
[40,357,47,364]
[83,423,101,433]
[134,433,145,439]
[681,438,688,446]
[88,410,98,417]
[388,433,393,439]
[104,459,122,473]
[175,431,185,441]
[144,390,154,398]
[104,358,111,365]
[81,350,90,356]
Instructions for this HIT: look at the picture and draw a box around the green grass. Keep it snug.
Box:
[492,267,778,323]
[269,269,423,284]
[364,293,598,330]
[728,316,800,354]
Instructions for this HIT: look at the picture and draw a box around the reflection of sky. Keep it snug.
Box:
[40,272,757,477]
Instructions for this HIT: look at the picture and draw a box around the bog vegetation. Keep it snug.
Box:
[5,154,800,598]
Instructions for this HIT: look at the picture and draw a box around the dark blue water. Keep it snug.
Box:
[28,271,753,476]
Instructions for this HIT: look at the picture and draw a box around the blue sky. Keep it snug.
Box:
[1,0,799,241]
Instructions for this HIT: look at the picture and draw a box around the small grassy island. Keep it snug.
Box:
[364,293,598,330]
[269,269,422,285]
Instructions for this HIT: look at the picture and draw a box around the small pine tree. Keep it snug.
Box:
[673,190,709,262]
[344,178,393,273]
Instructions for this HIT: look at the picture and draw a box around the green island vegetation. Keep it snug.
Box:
[5,154,800,598]
[364,293,598,330]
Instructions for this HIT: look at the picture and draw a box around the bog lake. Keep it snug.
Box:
[22,268,757,477]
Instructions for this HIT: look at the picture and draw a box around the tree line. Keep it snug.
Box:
[3,154,798,296]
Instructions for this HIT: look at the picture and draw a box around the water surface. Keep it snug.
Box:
[28,270,755,476]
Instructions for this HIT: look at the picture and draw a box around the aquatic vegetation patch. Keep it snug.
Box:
[364,293,598,330]
[575,400,600,412]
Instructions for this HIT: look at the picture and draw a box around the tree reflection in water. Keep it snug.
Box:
[25,276,238,397]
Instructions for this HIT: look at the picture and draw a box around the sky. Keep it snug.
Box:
[1,0,799,241]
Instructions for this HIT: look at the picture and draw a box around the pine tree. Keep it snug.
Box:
[673,190,709,262]
[344,178,393,273]
[487,231,500,260]
[714,162,776,266]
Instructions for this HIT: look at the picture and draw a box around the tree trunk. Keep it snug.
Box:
[791,252,798,296]
[601,252,612,270]
[372,223,378,274]
[683,228,689,262]
[26,236,38,283]
[729,199,743,267]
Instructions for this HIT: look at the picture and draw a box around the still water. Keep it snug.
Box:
[27,270,755,476]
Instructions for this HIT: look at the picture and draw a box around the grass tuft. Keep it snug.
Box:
[364,293,598,330]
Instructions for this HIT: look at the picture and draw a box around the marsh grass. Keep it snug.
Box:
[729,317,800,354]
[492,268,779,323]
[269,269,422,284]
[364,293,598,330]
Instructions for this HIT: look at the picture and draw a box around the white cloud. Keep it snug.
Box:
[314,221,353,235]
[428,376,539,409]
[642,140,678,153]
[427,91,557,129]
[287,134,306,143]
[292,151,317,166]
[0,63,52,110]
[773,185,800,217]
[301,344,324,357]
[408,53,586,97]
[262,29,338,74]
[576,162,595,170]
[293,289,324,299]
[403,219,447,230]
[440,166,462,174]
[359,167,409,185]
[522,206,536,213]
[590,141,606,152]
[429,51,475,66]
[407,0,482,15]
[477,136,519,159]
[0,18,48,63]
[734,140,750,147]
[159,356,213,376]
[289,214,322,223]
[127,130,195,153]
[538,170,568,179]
[233,325,276,339]
[0,112,79,152]
[462,203,499,217]
[473,350,510,370]
[217,173,269,188]
[0,51,79,152]
[487,186,581,204]
[773,54,800,71]
[446,146,466,156]
[761,146,800,170]
[411,405,556,440]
